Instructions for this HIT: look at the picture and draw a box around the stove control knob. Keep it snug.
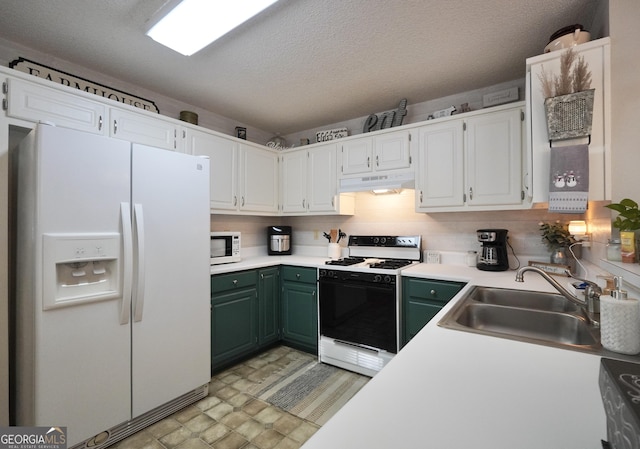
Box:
[384,275,392,283]
[327,270,334,278]
[373,237,379,244]
[374,274,382,283]
[380,237,387,244]
[319,269,326,277]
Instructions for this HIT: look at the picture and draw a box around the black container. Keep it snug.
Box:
[476,229,509,271]
[268,226,292,255]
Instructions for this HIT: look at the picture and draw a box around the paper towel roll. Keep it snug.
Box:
[600,295,640,355]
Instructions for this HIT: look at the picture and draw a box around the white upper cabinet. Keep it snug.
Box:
[239,143,279,214]
[110,108,181,151]
[280,143,354,215]
[281,149,308,213]
[415,120,465,208]
[186,128,238,211]
[465,107,523,207]
[416,103,526,212]
[6,77,107,134]
[341,129,411,176]
[526,38,610,202]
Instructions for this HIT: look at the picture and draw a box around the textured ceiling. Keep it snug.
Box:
[0,0,599,135]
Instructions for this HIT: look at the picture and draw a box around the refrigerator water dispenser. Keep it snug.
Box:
[43,233,121,310]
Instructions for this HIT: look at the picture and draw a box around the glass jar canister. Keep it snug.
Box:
[607,239,622,262]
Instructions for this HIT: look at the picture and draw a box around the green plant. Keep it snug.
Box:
[605,198,640,231]
[539,221,577,250]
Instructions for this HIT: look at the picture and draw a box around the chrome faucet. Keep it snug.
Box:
[515,266,601,326]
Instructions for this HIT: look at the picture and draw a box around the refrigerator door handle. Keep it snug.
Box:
[120,202,133,325]
[133,203,146,322]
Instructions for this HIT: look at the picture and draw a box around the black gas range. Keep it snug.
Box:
[318,235,421,377]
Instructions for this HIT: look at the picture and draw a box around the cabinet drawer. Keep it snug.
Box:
[211,270,258,294]
[404,278,464,303]
[281,265,316,284]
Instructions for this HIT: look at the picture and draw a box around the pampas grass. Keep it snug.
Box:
[537,48,592,98]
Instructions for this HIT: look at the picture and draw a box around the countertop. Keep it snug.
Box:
[211,252,630,447]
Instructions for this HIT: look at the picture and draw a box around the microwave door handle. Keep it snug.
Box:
[133,203,146,322]
[120,203,132,325]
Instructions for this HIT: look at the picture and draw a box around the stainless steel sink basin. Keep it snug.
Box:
[470,287,580,313]
[438,285,603,354]
[454,303,597,346]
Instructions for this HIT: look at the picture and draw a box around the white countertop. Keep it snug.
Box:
[302,263,615,449]
[210,252,631,447]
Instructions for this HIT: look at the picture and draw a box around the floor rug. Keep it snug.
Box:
[248,357,369,426]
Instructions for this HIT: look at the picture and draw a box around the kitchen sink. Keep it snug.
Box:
[438,285,603,354]
[469,286,580,313]
[454,303,597,346]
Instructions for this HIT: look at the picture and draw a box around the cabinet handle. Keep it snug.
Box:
[430,289,437,296]
[232,279,238,286]
[420,190,423,204]
[260,273,264,279]
[113,120,118,134]
[98,115,103,131]
[302,199,305,208]
[469,187,473,200]
[233,196,237,206]
[296,273,300,279]
[376,155,379,167]
[241,196,245,207]
[367,156,370,168]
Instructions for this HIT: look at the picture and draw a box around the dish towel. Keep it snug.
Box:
[548,144,589,213]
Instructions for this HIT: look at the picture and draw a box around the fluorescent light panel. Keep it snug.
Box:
[146,0,278,56]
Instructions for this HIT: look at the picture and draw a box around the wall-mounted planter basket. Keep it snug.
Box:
[544,88,595,141]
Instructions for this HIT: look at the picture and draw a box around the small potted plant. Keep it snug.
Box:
[605,199,640,263]
[539,221,579,271]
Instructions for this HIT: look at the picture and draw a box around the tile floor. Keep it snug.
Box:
[113,346,323,449]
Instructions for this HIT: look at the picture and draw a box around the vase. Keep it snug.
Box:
[550,247,577,273]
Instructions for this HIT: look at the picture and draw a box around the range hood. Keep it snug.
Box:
[338,171,415,193]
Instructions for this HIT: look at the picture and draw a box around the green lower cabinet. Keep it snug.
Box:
[402,277,465,347]
[258,266,280,347]
[281,266,318,354]
[210,282,258,368]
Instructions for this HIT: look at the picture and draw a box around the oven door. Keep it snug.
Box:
[319,276,397,353]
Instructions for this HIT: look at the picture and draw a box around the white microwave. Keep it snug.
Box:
[210,232,241,265]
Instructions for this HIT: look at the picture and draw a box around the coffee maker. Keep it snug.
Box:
[268,226,292,255]
[476,229,509,271]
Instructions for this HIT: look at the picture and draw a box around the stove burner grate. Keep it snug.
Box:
[325,257,366,266]
[368,259,414,270]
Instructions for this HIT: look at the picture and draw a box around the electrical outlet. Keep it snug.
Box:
[426,251,441,264]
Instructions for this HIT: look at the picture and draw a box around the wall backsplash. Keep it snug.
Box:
[211,193,612,267]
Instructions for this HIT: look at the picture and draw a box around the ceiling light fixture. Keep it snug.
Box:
[146,0,278,56]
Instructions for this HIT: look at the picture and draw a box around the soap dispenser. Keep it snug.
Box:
[600,276,640,355]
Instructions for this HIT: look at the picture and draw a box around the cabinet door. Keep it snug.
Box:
[528,40,609,202]
[402,277,464,346]
[188,128,239,211]
[307,144,338,213]
[281,282,318,353]
[258,267,280,347]
[465,107,523,206]
[416,120,464,209]
[341,137,373,175]
[240,144,279,213]
[7,77,107,134]
[281,149,308,213]
[373,130,411,171]
[211,287,257,367]
[110,108,178,151]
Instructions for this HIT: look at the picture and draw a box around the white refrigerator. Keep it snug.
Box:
[14,124,211,447]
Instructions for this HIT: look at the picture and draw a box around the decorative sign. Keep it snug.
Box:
[316,127,348,143]
[363,98,408,133]
[9,57,159,113]
[527,260,571,276]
